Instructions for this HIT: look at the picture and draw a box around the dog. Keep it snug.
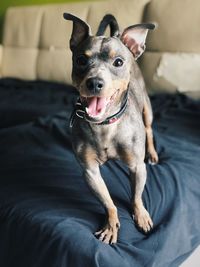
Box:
[63,13,158,244]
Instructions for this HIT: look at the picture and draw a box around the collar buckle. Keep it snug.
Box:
[75,109,85,119]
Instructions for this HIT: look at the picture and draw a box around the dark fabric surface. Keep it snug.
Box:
[0,78,199,267]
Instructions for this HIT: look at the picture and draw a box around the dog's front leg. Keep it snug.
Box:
[83,162,120,244]
[130,162,153,232]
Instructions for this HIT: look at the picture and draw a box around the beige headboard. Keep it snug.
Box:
[1,0,200,99]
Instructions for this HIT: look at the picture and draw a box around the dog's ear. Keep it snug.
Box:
[121,23,155,60]
[63,13,91,50]
[96,14,120,37]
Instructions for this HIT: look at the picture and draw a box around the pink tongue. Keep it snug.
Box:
[87,97,108,116]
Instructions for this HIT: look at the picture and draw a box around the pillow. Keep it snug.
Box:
[139,52,200,99]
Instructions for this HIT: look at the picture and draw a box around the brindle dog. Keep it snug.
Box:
[63,13,158,244]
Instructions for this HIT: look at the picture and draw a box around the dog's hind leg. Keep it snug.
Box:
[143,99,158,164]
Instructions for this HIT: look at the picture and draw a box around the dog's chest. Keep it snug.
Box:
[98,144,118,163]
[94,126,121,163]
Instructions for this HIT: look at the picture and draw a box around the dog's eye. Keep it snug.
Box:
[113,58,124,67]
[76,55,88,66]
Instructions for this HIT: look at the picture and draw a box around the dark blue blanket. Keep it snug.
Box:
[0,79,199,267]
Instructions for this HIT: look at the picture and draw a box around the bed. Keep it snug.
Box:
[0,78,199,267]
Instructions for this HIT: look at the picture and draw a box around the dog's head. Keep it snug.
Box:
[63,13,154,121]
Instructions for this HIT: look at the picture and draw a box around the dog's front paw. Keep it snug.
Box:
[95,219,120,244]
[133,206,153,233]
[148,149,159,165]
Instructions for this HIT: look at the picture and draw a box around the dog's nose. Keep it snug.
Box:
[86,77,104,94]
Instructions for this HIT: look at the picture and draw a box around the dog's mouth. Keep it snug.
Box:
[81,91,118,119]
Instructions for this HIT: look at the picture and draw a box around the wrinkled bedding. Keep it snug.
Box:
[0,78,199,267]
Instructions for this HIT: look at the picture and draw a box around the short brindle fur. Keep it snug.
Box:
[63,13,158,244]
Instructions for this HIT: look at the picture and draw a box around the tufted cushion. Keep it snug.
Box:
[37,49,72,84]
[3,6,43,48]
[87,0,150,34]
[144,0,200,53]
[2,47,38,80]
[39,3,89,50]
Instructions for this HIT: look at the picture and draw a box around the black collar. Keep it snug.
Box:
[70,91,129,127]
